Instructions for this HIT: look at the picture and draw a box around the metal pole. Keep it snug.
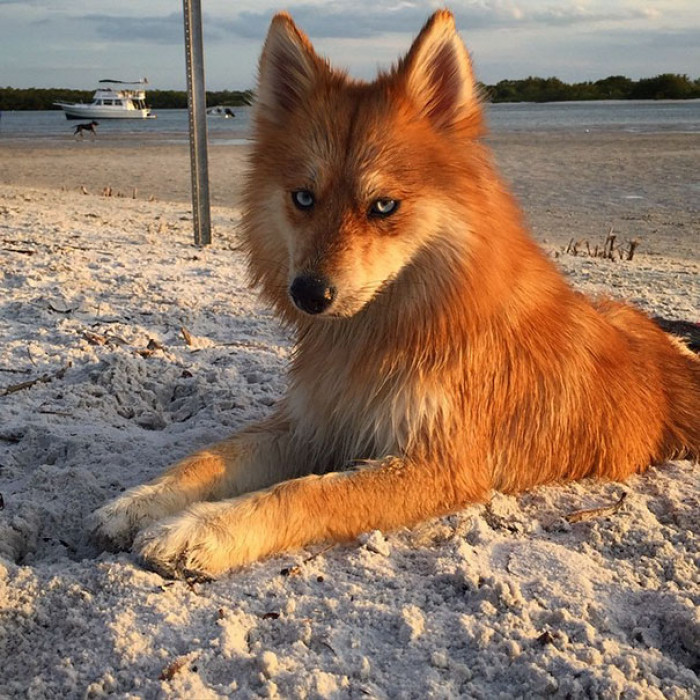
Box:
[183,0,211,245]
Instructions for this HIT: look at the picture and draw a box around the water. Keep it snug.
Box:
[0,100,698,143]
[0,107,253,144]
[484,99,700,134]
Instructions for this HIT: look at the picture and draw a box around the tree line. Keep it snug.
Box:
[1,74,698,110]
[483,74,700,102]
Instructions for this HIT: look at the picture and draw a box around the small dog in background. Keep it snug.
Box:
[73,120,99,138]
[90,10,699,579]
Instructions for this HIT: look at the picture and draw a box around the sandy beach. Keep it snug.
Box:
[0,131,698,698]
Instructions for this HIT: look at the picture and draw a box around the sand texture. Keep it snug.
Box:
[0,131,698,698]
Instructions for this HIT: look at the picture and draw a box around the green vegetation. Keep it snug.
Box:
[0,87,254,111]
[483,74,700,102]
[1,75,698,110]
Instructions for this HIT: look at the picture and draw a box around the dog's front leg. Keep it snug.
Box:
[134,455,488,579]
[89,413,296,551]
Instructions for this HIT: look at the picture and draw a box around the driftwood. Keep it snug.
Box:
[565,227,639,261]
[564,493,627,523]
[1,247,35,255]
[100,186,138,199]
[180,327,194,346]
[0,363,71,397]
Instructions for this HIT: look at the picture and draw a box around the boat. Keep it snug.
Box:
[206,105,236,118]
[54,79,155,119]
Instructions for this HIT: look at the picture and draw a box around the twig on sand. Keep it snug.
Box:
[181,327,194,346]
[0,363,71,397]
[1,247,35,255]
[564,228,640,262]
[603,228,616,259]
[159,656,193,682]
[564,492,627,523]
[280,543,336,577]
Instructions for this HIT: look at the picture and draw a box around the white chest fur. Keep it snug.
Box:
[286,360,450,471]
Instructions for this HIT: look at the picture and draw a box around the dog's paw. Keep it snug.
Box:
[133,504,231,579]
[133,498,274,579]
[88,484,185,552]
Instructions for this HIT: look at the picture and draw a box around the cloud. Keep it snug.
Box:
[220,1,657,40]
[80,13,188,45]
[222,4,430,39]
[65,1,658,47]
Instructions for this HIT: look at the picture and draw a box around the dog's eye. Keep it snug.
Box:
[292,190,315,210]
[369,198,399,218]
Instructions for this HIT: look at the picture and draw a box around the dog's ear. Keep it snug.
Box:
[399,10,482,134]
[256,13,323,121]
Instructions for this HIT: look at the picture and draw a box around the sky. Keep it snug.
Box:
[1,1,699,91]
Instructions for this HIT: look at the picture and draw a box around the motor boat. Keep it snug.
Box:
[54,79,155,119]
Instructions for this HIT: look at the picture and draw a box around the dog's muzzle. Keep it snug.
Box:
[289,274,337,315]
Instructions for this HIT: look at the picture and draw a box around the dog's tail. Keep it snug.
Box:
[658,332,700,462]
[600,306,699,465]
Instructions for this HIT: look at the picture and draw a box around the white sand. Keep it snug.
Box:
[0,132,698,698]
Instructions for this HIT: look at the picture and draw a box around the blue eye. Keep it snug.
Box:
[292,190,314,210]
[369,198,399,218]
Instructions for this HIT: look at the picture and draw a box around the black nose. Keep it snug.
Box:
[289,274,336,315]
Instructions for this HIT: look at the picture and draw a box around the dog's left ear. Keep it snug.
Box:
[399,10,481,134]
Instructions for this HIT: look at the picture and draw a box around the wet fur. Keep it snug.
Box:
[90,10,699,578]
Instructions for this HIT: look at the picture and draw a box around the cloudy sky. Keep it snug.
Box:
[1,1,699,90]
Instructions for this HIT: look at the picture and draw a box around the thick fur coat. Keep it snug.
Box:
[90,11,699,578]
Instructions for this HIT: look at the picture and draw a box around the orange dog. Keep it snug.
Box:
[90,10,699,578]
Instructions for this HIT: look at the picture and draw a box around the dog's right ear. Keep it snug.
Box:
[256,13,322,121]
[398,10,482,136]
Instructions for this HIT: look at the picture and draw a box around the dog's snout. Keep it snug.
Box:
[290,275,337,315]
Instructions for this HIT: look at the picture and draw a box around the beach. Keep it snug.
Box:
[2,130,699,255]
[0,131,698,698]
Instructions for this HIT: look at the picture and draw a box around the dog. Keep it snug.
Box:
[73,120,99,138]
[89,10,699,579]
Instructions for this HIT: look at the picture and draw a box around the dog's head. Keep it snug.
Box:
[243,10,484,320]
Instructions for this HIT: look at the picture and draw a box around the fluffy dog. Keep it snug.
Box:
[90,10,699,578]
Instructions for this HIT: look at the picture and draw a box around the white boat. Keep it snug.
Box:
[207,105,236,118]
[54,79,155,120]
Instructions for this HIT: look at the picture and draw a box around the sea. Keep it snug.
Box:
[0,100,699,144]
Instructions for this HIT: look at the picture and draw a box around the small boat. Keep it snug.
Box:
[54,79,155,120]
[207,105,236,119]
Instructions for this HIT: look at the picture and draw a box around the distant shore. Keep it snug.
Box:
[1,73,699,110]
